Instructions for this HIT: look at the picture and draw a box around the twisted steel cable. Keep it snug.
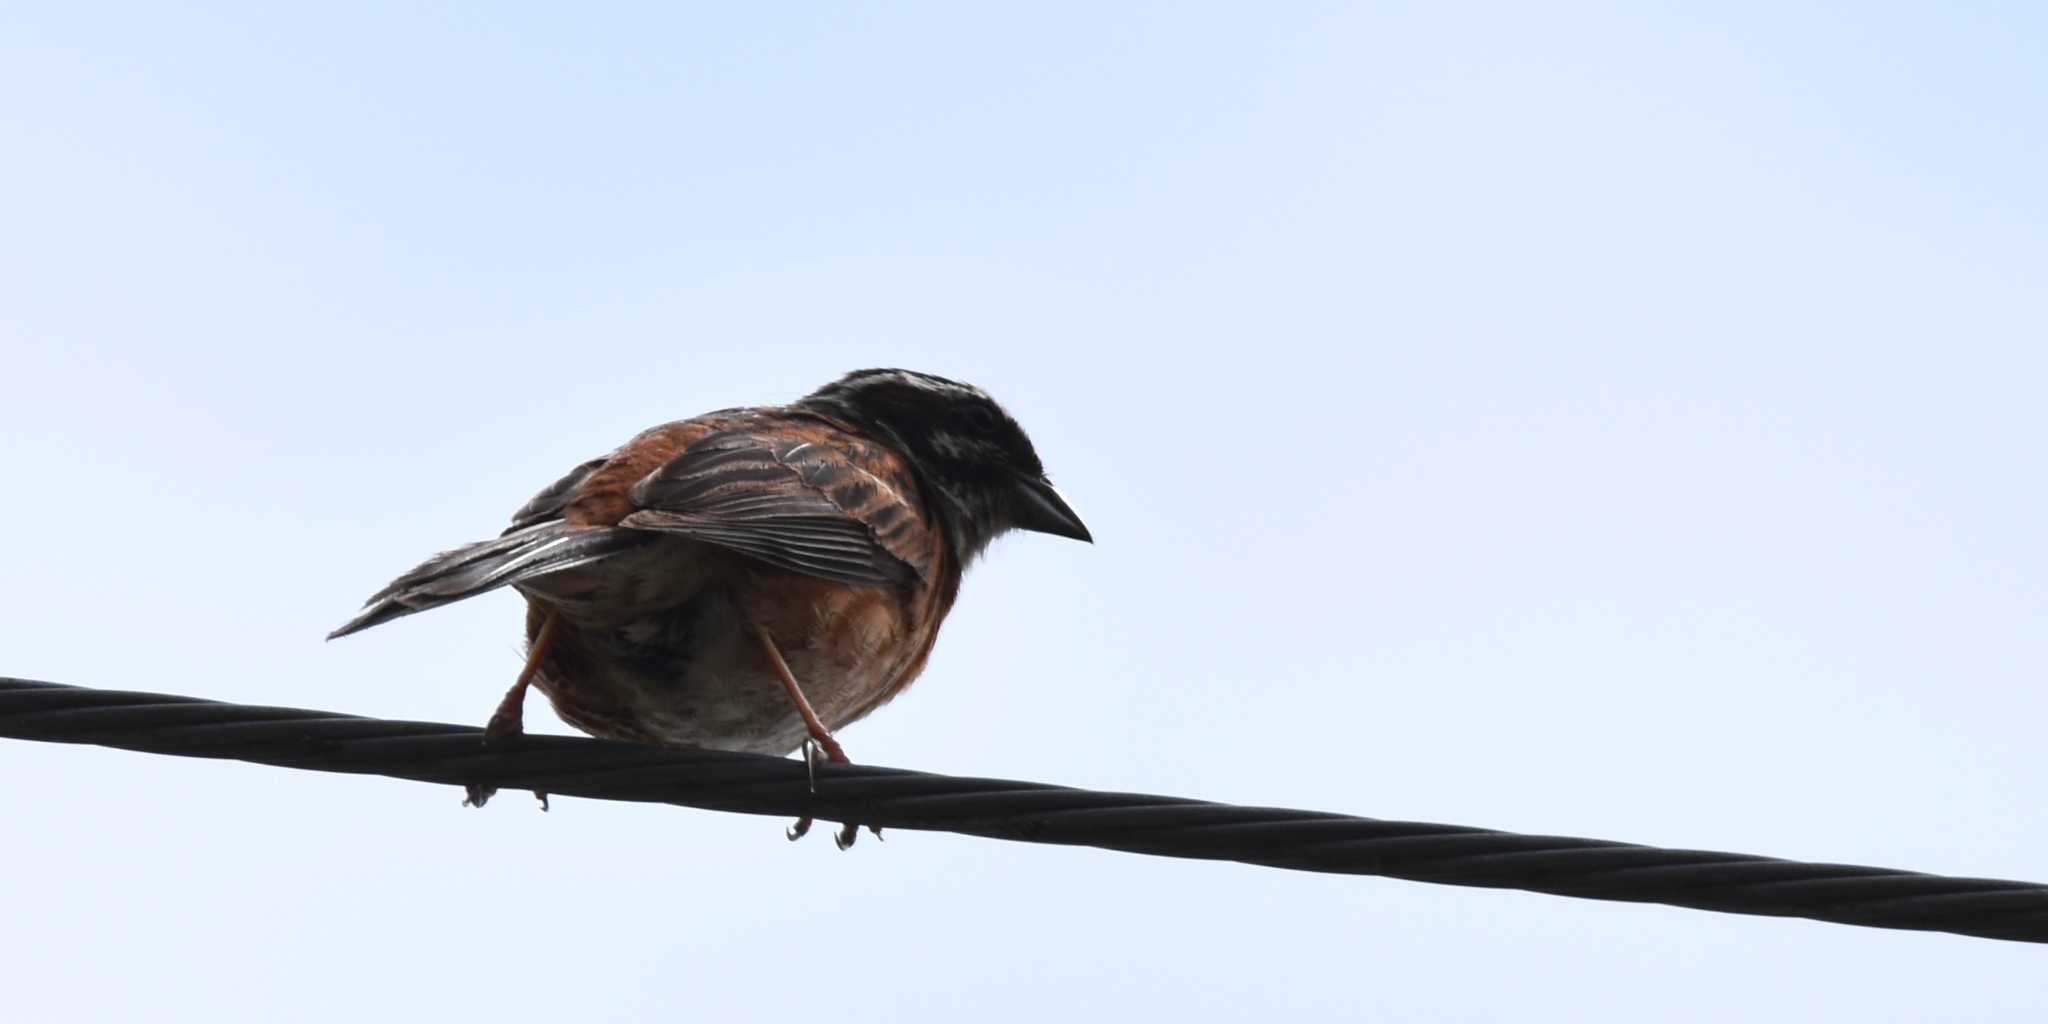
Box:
[5,675,2045,944]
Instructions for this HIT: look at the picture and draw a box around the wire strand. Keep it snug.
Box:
[4,676,2043,944]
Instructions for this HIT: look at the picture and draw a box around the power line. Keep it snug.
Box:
[4,676,2043,944]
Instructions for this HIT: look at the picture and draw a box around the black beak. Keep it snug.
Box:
[1010,474,1092,543]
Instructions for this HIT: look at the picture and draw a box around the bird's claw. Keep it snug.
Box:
[833,821,861,849]
[787,815,882,848]
[788,738,873,847]
[461,784,547,810]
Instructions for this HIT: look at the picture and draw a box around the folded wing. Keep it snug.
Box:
[621,435,918,587]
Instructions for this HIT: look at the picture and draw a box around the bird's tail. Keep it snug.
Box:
[327,521,644,640]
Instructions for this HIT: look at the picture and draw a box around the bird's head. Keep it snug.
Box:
[798,368,1091,563]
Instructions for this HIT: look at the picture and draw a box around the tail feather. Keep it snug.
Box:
[328,522,643,640]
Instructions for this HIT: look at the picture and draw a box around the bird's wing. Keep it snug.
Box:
[505,456,609,533]
[620,425,925,587]
[330,424,705,640]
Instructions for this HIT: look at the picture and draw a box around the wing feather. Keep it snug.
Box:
[622,432,918,587]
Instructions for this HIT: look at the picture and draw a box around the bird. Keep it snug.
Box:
[329,368,1091,841]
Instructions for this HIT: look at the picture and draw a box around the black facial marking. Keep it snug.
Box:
[796,368,1058,562]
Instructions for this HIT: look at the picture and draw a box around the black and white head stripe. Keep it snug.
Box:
[795,367,1079,563]
[803,368,991,408]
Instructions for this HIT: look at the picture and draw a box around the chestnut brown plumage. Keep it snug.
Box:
[330,369,1089,836]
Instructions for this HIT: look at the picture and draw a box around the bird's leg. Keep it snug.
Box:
[487,609,560,739]
[756,625,880,847]
[781,743,880,846]
[466,609,562,808]
[752,624,848,763]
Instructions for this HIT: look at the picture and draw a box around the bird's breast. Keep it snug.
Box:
[530,572,942,755]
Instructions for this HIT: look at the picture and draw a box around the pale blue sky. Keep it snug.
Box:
[4,4,2045,1020]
